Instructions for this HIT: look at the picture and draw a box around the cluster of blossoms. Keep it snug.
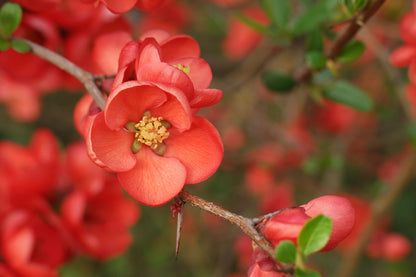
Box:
[0,130,139,276]
[75,29,224,206]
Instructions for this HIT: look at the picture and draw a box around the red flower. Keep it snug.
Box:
[61,176,139,260]
[85,81,223,206]
[264,195,355,252]
[83,0,165,13]
[1,204,69,277]
[113,30,223,110]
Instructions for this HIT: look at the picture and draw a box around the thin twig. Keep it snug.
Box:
[296,0,387,82]
[13,37,107,110]
[177,190,294,274]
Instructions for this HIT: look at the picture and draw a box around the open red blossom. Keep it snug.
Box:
[112,30,223,110]
[247,247,285,277]
[0,129,60,200]
[264,195,355,251]
[84,81,223,206]
[1,206,69,277]
[61,175,139,260]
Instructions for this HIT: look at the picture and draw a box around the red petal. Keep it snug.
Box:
[139,29,170,43]
[135,62,194,100]
[191,88,223,109]
[389,45,416,67]
[104,81,167,130]
[169,57,212,89]
[101,0,137,13]
[118,41,139,70]
[92,31,132,74]
[149,83,192,131]
[118,147,186,206]
[88,112,136,172]
[135,0,165,11]
[135,38,162,68]
[165,116,223,183]
[161,35,200,61]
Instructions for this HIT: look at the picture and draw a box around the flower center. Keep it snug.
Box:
[135,114,170,147]
[126,111,171,155]
[173,64,190,75]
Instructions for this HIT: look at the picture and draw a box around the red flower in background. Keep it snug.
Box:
[61,142,140,259]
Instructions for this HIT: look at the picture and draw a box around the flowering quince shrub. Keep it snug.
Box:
[1,1,416,277]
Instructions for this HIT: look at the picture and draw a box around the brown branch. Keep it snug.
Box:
[12,37,107,110]
[177,190,294,274]
[296,0,387,82]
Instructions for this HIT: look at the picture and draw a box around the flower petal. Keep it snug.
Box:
[136,62,194,100]
[118,41,139,70]
[88,112,136,172]
[118,147,186,206]
[161,35,200,61]
[135,38,162,68]
[139,29,170,43]
[191,88,223,109]
[165,116,223,183]
[104,81,168,130]
[101,0,137,13]
[169,57,212,89]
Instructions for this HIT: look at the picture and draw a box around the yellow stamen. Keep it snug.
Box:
[173,64,190,75]
[134,114,170,147]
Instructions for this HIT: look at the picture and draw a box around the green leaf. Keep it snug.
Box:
[0,2,22,37]
[260,0,290,29]
[0,36,9,50]
[10,39,30,53]
[298,215,332,256]
[337,40,366,63]
[306,51,326,69]
[407,123,416,148]
[295,268,321,277]
[307,30,323,52]
[324,80,373,111]
[232,11,269,34]
[292,4,329,35]
[275,240,297,263]
[343,0,369,14]
[262,71,297,93]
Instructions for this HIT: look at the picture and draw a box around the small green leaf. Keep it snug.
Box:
[337,40,366,63]
[324,80,373,111]
[275,240,297,263]
[298,215,332,256]
[262,71,297,93]
[232,11,269,34]
[307,30,323,52]
[343,0,369,13]
[407,123,416,148]
[0,2,23,37]
[260,0,290,29]
[0,37,10,50]
[295,268,321,277]
[10,39,30,53]
[292,5,329,35]
[306,51,326,69]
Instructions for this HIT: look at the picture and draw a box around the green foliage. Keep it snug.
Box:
[324,80,374,111]
[337,40,366,63]
[0,2,22,37]
[262,71,297,93]
[275,240,297,263]
[297,215,332,256]
[10,39,30,53]
[295,268,321,277]
[0,36,9,50]
[306,51,326,69]
[407,122,416,148]
[343,0,369,14]
[307,30,324,52]
[232,11,269,34]
[292,4,330,35]
[260,0,290,30]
